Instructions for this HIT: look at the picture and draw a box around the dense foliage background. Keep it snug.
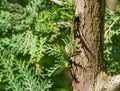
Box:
[104,0,120,75]
[0,0,120,91]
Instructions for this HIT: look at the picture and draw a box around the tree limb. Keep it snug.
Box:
[49,0,64,7]
[110,74,120,91]
[95,72,120,91]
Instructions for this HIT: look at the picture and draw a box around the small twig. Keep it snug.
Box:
[104,17,120,37]
[49,0,64,7]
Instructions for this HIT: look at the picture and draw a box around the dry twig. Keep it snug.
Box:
[104,17,120,37]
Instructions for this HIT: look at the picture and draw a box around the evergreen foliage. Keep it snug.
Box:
[104,7,120,75]
[0,0,73,90]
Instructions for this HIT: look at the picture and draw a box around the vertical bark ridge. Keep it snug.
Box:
[71,0,105,91]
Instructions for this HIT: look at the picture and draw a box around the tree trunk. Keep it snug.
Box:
[71,0,120,91]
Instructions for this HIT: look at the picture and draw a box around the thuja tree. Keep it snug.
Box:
[71,0,120,91]
[0,0,120,91]
[0,0,73,90]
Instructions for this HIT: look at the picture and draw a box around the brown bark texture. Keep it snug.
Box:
[71,0,105,91]
[71,0,120,91]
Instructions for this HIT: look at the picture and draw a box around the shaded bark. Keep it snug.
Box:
[71,0,105,91]
[71,0,120,91]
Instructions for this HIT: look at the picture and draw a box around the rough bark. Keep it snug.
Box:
[71,0,120,91]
